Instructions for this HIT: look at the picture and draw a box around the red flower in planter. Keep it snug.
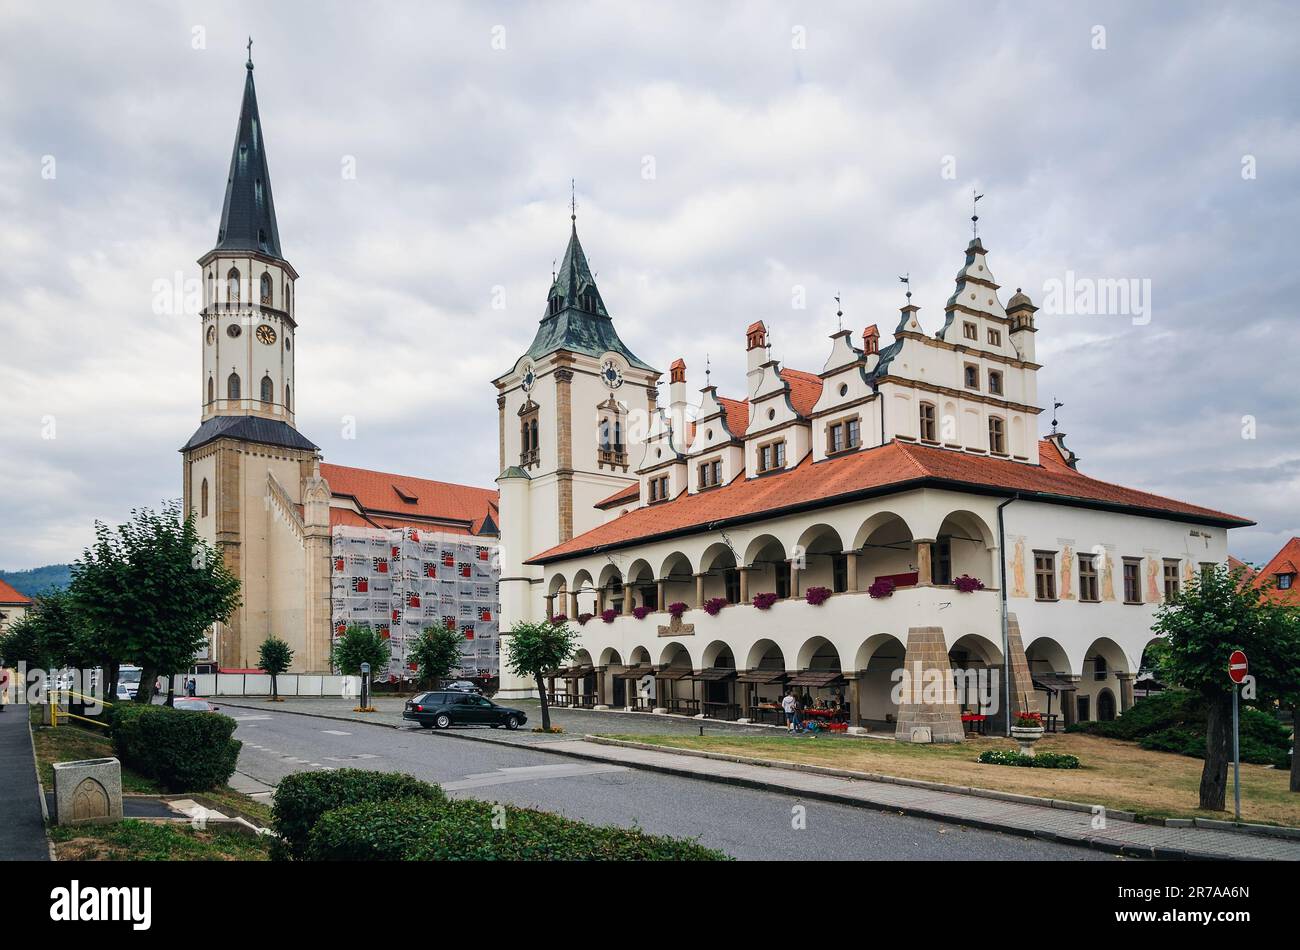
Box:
[868,578,895,599]
[601,608,618,624]
[703,597,728,616]
[953,574,986,593]
[668,602,688,619]
[1013,711,1043,727]
[549,613,569,625]
[577,612,595,626]
[632,606,651,620]
[804,586,832,606]
[752,592,779,610]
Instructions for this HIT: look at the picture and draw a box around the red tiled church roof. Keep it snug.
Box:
[0,578,32,606]
[321,463,498,535]
[528,439,1251,563]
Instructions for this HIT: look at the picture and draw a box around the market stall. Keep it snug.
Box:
[685,667,739,720]
[615,663,659,710]
[787,670,849,731]
[736,668,788,724]
[655,667,697,715]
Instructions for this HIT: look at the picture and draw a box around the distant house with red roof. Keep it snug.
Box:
[1246,538,1300,604]
[0,578,33,635]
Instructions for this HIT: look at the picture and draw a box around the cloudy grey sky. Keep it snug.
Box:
[1,0,1297,569]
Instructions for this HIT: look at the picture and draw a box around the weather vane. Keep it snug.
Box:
[705,354,711,385]
[899,273,911,302]
[570,178,576,223]
[1051,397,1064,434]
[835,293,843,331]
[971,188,984,239]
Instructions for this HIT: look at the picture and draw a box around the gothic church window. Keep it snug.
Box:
[200,479,209,518]
[207,377,214,404]
[285,383,291,411]
[227,372,241,400]
[261,374,274,404]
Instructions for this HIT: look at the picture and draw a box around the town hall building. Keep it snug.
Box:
[493,209,1253,739]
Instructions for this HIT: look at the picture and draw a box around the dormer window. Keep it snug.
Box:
[698,458,723,489]
[919,402,937,442]
[648,474,670,503]
[987,328,1001,346]
[964,364,979,389]
[1278,573,1294,590]
[827,418,861,455]
[758,441,786,473]
[963,322,978,341]
[988,370,1003,396]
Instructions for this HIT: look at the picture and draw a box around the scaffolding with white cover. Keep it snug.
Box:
[330,526,499,685]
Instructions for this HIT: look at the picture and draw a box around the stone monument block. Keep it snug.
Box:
[53,757,123,826]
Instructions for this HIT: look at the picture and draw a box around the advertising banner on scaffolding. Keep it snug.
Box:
[330,526,499,686]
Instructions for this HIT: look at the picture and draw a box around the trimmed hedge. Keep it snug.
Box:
[978,748,1080,769]
[110,703,240,792]
[272,768,447,859]
[1067,690,1290,768]
[304,795,730,862]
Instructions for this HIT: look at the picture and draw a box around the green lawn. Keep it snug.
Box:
[48,820,271,861]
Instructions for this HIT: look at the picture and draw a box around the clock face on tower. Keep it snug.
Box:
[601,359,624,390]
[256,324,277,345]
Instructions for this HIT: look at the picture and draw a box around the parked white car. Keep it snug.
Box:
[116,666,142,701]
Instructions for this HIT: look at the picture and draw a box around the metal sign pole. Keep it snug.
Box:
[1232,683,1241,822]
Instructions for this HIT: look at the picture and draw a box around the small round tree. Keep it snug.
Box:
[504,619,579,731]
[257,635,294,702]
[409,625,465,690]
[331,624,391,710]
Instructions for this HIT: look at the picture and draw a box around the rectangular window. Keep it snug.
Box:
[698,462,713,487]
[660,476,669,499]
[759,444,772,472]
[1123,558,1141,603]
[1280,573,1295,590]
[775,561,791,599]
[1034,551,1057,601]
[1078,553,1099,602]
[964,364,979,389]
[724,568,741,604]
[774,442,786,466]
[919,403,937,442]
[711,460,722,485]
[988,416,1006,454]
[846,418,861,447]
[963,322,978,341]
[829,423,845,453]
[987,328,1001,346]
[1163,559,1180,601]
[648,479,658,502]
[832,554,848,593]
[931,539,952,586]
[988,370,1003,395]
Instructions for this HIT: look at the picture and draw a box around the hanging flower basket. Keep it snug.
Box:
[868,578,896,599]
[600,608,618,624]
[804,586,832,606]
[632,605,651,620]
[667,601,688,619]
[577,612,595,626]
[953,574,986,593]
[549,613,568,625]
[752,592,779,610]
[703,597,728,616]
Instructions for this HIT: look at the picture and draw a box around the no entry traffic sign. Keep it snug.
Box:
[1228,650,1248,684]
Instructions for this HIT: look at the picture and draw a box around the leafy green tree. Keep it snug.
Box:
[503,619,579,731]
[408,625,465,689]
[1150,565,1300,809]
[71,503,241,705]
[331,624,391,685]
[258,636,294,701]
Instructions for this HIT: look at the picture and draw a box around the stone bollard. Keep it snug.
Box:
[53,758,123,826]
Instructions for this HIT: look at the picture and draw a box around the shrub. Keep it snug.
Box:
[978,749,1080,769]
[804,586,831,606]
[110,704,240,792]
[1067,690,1290,768]
[703,597,728,616]
[600,608,618,624]
[667,602,688,619]
[272,768,447,860]
[305,794,730,862]
[752,592,778,610]
[632,606,651,620]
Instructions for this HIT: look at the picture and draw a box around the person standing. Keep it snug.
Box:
[782,689,798,733]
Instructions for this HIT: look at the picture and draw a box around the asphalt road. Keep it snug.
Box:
[231,709,1114,861]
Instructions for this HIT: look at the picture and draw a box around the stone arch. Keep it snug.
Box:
[573,648,594,667]
[851,510,914,551]
[745,638,787,671]
[598,563,624,590]
[547,572,568,597]
[948,633,1003,667]
[659,640,694,669]
[702,639,736,669]
[699,541,737,573]
[1024,636,1070,675]
[852,633,906,725]
[629,645,652,666]
[659,550,694,579]
[659,551,694,608]
[571,569,596,615]
[931,509,997,585]
[796,523,846,593]
[744,534,789,600]
[1082,636,1130,677]
[797,635,843,671]
[853,633,905,672]
[743,533,788,566]
[599,647,623,667]
[699,541,739,603]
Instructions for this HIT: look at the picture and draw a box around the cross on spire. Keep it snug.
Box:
[246,36,254,69]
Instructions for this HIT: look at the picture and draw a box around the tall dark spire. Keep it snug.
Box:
[213,49,284,260]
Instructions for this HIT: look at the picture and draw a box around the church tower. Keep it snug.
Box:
[181,49,332,673]
[493,210,660,696]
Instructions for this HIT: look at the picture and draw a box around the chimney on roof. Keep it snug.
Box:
[746,320,768,397]
[668,358,689,452]
[862,325,879,356]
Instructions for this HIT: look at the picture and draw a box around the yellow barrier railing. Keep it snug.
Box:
[50,689,113,729]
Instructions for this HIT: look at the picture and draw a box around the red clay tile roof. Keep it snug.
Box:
[321,463,498,535]
[780,368,823,417]
[0,578,32,605]
[527,438,1252,563]
[595,481,641,509]
[1250,537,1300,604]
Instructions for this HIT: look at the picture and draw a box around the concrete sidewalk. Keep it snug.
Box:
[0,705,50,860]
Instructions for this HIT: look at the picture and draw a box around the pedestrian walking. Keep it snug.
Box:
[782,689,799,733]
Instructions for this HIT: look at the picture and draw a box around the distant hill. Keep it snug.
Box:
[0,564,74,597]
